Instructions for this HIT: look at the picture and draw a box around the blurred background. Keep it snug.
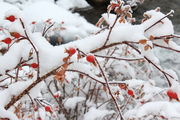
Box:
[75,0,180,32]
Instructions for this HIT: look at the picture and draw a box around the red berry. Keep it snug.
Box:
[53,94,60,98]
[67,47,76,55]
[127,89,134,97]
[140,101,145,104]
[167,90,178,100]
[37,117,42,120]
[86,55,95,63]
[11,32,21,38]
[22,63,28,66]
[45,106,52,112]
[34,106,38,111]
[160,115,166,119]
[30,63,39,68]
[119,83,127,90]
[2,37,12,44]
[6,15,16,22]
[32,21,36,24]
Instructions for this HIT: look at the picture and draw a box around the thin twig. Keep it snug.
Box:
[95,54,144,61]
[95,58,124,120]
[103,15,119,46]
[66,69,105,85]
[42,23,55,36]
[145,10,174,32]
[124,42,173,86]
[47,80,68,115]
[4,65,61,110]
[154,43,180,53]
[19,18,40,79]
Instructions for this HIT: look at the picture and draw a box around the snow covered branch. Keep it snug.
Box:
[1,1,180,120]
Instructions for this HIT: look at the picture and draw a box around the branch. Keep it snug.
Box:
[95,54,143,61]
[144,10,174,32]
[154,43,180,53]
[103,15,119,46]
[19,18,40,79]
[66,69,106,85]
[4,65,61,110]
[2,40,138,110]
[95,58,124,120]
[42,22,55,36]
[124,42,172,86]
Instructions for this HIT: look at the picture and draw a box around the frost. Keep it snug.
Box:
[84,107,114,120]
[64,96,85,109]
[57,0,89,10]
[22,1,97,42]
[0,2,19,19]
[124,101,180,120]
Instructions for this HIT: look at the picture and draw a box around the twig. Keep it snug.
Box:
[95,58,124,120]
[66,69,105,85]
[95,26,108,35]
[145,10,174,32]
[47,80,68,115]
[15,58,23,82]
[97,99,112,109]
[42,23,55,36]
[4,65,61,110]
[19,18,40,79]
[103,15,119,46]
[154,34,180,39]
[153,43,180,53]
[124,42,173,86]
[95,54,144,61]
[91,41,135,53]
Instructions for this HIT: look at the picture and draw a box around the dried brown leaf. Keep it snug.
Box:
[149,35,155,40]
[144,45,152,51]
[126,12,132,18]
[164,39,170,44]
[96,17,105,27]
[139,39,147,45]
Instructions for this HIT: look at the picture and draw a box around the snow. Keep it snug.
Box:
[22,1,97,42]
[0,41,28,74]
[0,77,45,120]
[113,60,136,78]
[0,19,147,75]
[0,2,19,20]
[84,107,114,120]
[1,6,175,76]
[142,9,174,40]
[64,96,85,109]
[0,108,19,120]
[124,101,180,120]
[56,0,89,10]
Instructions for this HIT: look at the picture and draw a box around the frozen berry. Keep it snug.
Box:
[10,32,21,38]
[53,94,60,98]
[6,15,16,22]
[86,55,95,63]
[2,37,12,44]
[67,47,76,56]
[37,117,42,120]
[32,21,36,24]
[167,89,178,100]
[30,63,38,68]
[127,89,134,97]
[45,106,52,112]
